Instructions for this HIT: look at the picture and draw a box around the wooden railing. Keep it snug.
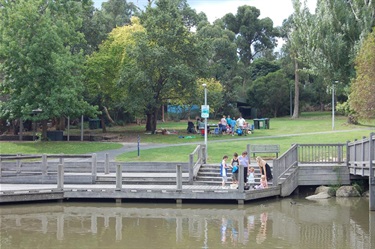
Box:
[273,144,298,184]
[189,144,205,183]
[347,133,375,177]
[297,143,346,164]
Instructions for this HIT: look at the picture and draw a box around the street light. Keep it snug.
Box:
[332,81,338,130]
[202,84,208,161]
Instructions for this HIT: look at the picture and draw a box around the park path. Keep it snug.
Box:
[93,128,373,160]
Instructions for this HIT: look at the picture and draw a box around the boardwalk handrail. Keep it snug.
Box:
[273,144,298,183]
[189,144,205,184]
[297,143,346,164]
[0,153,97,181]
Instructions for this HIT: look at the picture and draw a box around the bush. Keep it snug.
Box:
[328,186,338,196]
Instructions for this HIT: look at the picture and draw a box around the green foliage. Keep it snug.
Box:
[349,27,375,119]
[222,5,277,66]
[248,70,290,117]
[0,0,96,127]
[119,0,207,132]
[352,181,365,195]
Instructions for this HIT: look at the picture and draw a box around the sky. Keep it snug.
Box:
[93,0,317,27]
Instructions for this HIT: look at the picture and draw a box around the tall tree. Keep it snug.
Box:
[0,0,96,139]
[222,5,277,66]
[119,0,206,133]
[349,28,375,119]
[85,17,144,132]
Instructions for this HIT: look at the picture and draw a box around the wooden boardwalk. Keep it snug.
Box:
[0,183,281,205]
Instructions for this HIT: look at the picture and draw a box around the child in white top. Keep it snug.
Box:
[247,167,255,189]
[220,155,229,188]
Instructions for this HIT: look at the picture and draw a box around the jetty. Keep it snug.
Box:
[0,133,374,210]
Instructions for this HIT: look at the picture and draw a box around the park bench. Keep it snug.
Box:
[249,144,280,158]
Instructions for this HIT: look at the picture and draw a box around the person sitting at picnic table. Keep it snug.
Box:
[187,119,196,134]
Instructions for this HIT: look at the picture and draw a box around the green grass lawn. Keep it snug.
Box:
[1,112,374,163]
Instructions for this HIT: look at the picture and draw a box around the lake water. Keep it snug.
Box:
[0,197,373,249]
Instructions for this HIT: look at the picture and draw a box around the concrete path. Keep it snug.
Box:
[94,128,373,160]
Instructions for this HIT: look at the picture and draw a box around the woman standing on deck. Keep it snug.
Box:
[256,156,273,182]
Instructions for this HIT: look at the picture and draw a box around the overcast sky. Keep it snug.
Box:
[93,0,317,27]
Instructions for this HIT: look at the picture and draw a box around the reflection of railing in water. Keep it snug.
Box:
[1,200,371,247]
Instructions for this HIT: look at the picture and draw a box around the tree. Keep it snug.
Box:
[0,0,96,139]
[349,28,375,119]
[196,19,240,115]
[248,70,290,117]
[85,17,145,132]
[120,0,206,133]
[222,5,277,66]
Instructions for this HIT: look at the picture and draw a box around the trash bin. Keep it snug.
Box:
[264,118,270,129]
[47,130,64,141]
[89,119,100,129]
[253,118,269,129]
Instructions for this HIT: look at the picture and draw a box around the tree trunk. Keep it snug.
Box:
[41,120,48,141]
[292,58,300,119]
[146,107,159,133]
[101,114,107,133]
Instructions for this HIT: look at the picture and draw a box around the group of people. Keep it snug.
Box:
[188,115,250,136]
[219,115,248,135]
[220,152,273,190]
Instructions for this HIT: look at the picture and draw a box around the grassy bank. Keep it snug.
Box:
[1,112,374,163]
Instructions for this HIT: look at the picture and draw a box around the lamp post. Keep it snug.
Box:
[332,81,338,130]
[202,84,208,161]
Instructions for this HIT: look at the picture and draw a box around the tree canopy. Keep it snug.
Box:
[0,0,96,138]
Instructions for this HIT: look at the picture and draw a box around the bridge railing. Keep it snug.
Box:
[347,133,375,177]
[297,143,346,164]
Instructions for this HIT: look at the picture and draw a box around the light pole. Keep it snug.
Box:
[202,84,208,161]
[332,81,338,130]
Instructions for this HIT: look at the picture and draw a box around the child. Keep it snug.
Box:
[230,153,239,185]
[255,175,268,189]
[247,167,255,189]
[220,155,229,188]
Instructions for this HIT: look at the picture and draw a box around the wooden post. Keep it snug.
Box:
[176,164,182,191]
[105,153,109,174]
[189,154,194,184]
[202,145,206,164]
[91,153,97,183]
[19,117,23,141]
[116,164,122,191]
[42,154,47,176]
[369,133,374,211]
[57,164,64,190]
[16,154,21,174]
[0,157,2,177]
[238,163,244,192]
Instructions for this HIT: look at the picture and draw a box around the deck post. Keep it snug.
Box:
[91,153,97,183]
[16,154,21,174]
[57,164,64,190]
[188,154,194,184]
[238,163,244,192]
[116,164,122,191]
[369,133,374,211]
[176,164,182,191]
[105,153,109,174]
[42,154,47,176]
[202,145,207,164]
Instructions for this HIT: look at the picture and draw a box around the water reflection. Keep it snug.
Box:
[0,197,373,249]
